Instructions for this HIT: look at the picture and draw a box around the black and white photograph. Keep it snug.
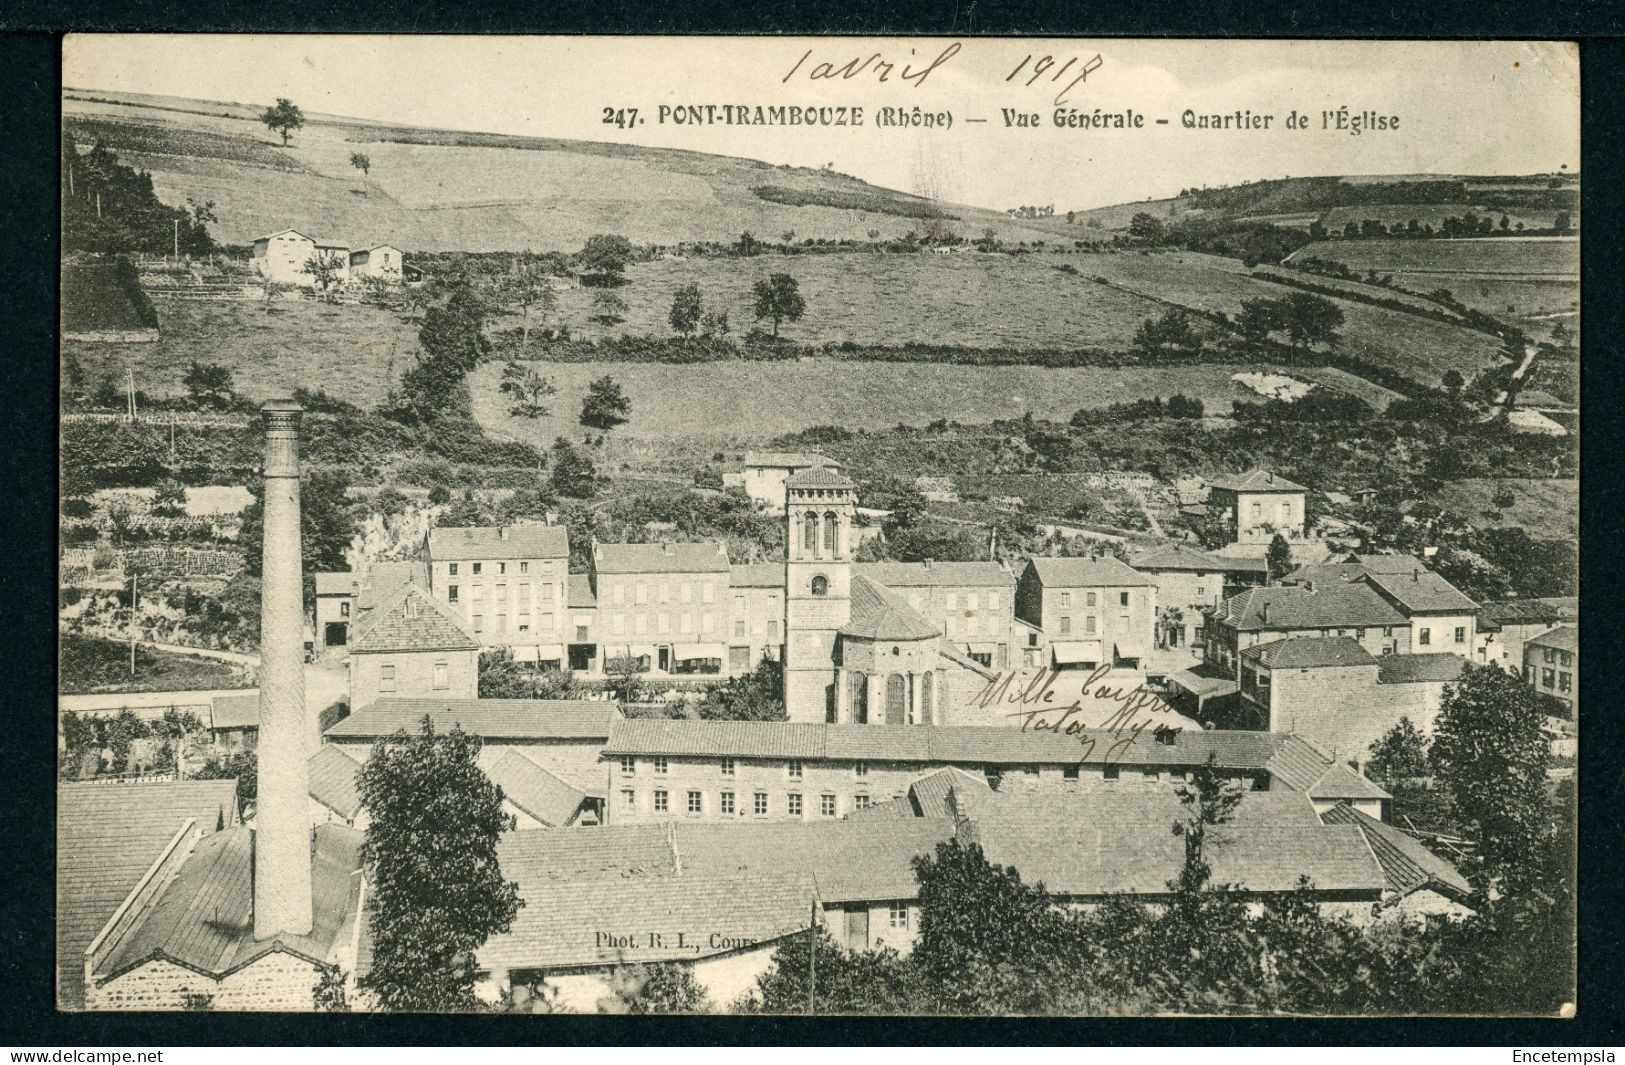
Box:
[53,34,1579,1018]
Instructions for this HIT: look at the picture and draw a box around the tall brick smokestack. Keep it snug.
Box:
[255,400,312,939]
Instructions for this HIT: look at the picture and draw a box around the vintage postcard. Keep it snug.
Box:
[57,35,1578,1016]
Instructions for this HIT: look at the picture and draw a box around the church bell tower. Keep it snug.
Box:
[783,466,856,722]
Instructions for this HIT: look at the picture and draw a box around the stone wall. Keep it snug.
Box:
[349,647,478,709]
[89,951,323,1011]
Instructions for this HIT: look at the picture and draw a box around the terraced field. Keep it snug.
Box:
[1285,238,1579,320]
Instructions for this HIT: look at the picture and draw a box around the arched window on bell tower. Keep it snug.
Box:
[824,511,839,557]
[802,511,818,556]
[811,575,828,597]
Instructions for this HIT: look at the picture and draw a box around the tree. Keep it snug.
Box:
[1442,369,1466,399]
[580,375,632,432]
[238,469,356,580]
[1132,309,1201,360]
[182,361,235,409]
[590,288,628,325]
[398,284,490,422]
[579,233,633,284]
[752,273,806,338]
[604,653,645,703]
[151,478,188,518]
[1236,297,1284,345]
[597,963,712,1014]
[259,98,305,147]
[500,258,557,346]
[1429,662,1553,889]
[668,283,704,336]
[549,437,597,498]
[1279,292,1345,359]
[302,251,346,301]
[1367,717,1431,784]
[694,658,787,721]
[498,361,558,419]
[1552,211,1572,233]
[1266,532,1295,582]
[349,152,371,177]
[358,718,523,1011]
[1128,211,1166,244]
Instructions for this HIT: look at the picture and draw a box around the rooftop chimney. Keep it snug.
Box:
[255,400,313,940]
[1412,568,1420,583]
[1261,601,1271,624]
[1305,579,1316,594]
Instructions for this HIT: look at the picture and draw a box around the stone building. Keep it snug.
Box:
[1206,468,1308,545]
[1013,556,1158,672]
[424,525,571,665]
[346,583,482,710]
[1524,623,1578,715]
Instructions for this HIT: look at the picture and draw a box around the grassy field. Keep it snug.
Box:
[1319,204,1569,234]
[1287,238,1579,277]
[59,634,250,695]
[1433,478,1578,541]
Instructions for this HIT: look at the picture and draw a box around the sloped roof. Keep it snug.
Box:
[1526,624,1577,654]
[98,824,363,983]
[1305,763,1392,802]
[251,228,313,244]
[328,698,617,742]
[856,562,1013,588]
[729,563,783,589]
[498,824,677,882]
[1320,803,1472,901]
[676,819,955,903]
[1348,553,1431,575]
[427,525,568,561]
[308,744,363,820]
[313,571,355,597]
[358,561,430,613]
[785,466,856,490]
[480,747,586,827]
[744,451,841,470]
[845,795,917,820]
[1242,637,1376,671]
[593,541,730,574]
[1024,556,1158,588]
[1131,545,1267,574]
[1216,583,1407,632]
[843,574,941,641]
[1264,734,1342,794]
[211,693,260,731]
[1480,599,1567,627]
[1378,653,1469,685]
[348,583,481,655]
[1366,570,1478,615]
[907,766,991,817]
[57,780,240,1009]
[1207,469,1308,493]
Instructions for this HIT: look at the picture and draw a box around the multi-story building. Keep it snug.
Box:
[731,450,843,513]
[1129,544,1267,652]
[1013,556,1158,671]
[588,540,733,675]
[855,561,1017,670]
[425,525,571,668]
[728,563,785,673]
[1524,624,1577,715]
[1476,598,1578,671]
[312,560,429,655]
[1206,468,1308,545]
[346,583,481,710]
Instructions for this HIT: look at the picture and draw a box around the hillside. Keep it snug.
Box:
[62,88,1059,252]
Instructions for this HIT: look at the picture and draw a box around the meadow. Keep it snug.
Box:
[1287,238,1579,278]
[1433,477,1579,542]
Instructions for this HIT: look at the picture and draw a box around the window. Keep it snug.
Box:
[854,794,871,809]
[787,760,803,780]
[788,793,802,816]
[1086,592,1097,608]
[653,790,668,813]
[753,792,768,816]
[1542,668,1556,689]
[1558,672,1572,693]
[803,512,818,552]
[1103,765,1120,782]
[855,762,868,778]
[988,591,1001,609]
[1142,767,1159,779]
[379,664,396,692]
[734,618,747,638]
[448,585,459,602]
[1059,616,1072,635]
[687,791,703,814]
[1455,626,1466,644]
[1559,651,1574,667]
[888,902,909,928]
[767,620,779,640]
[498,562,507,575]
[1057,591,1073,608]
[654,757,668,775]
[1383,626,1394,638]
[1419,628,1431,646]
[576,624,590,642]
[496,583,508,601]
[721,758,736,776]
[1085,616,1097,635]
[1195,585,1205,598]
[1120,591,1130,607]
[1543,648,1556,664]
[702,582,715,605]
[820,794,837,817]
[340,600,351,618]
[1062,764,1079,781]
[636,583,649,606]
[812,575,828,597]
[449,563,459,576]
[473,614,484,633]
[520,561,528,574]
[432,661,448,690]
[622,789,635,809]
[1354,628,1365,640]
[824,512,839,555]
[473,563,482,575]
[721,791,735,815]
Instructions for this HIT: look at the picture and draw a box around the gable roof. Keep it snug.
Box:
[1320,803,1472,901]
[1366,570,1478,615]
[1024,556,1157,588]
[251,228,314,244]
[357,561,430,613]
[1263,734,1345,794]
[426,525,568,561]
[843,574,941,642]
[785,466,856,490]
[479,748,586,827]
[729,563,784,589]
[906,766,991,817]
[1242,636,1376,671]
[57,780,241,1009]
[327,697,617,742]
[1305,762,1392,802]
[1207,469,1308,493]
[592,541,730,574]
[1377,653,1469,685]
[856,561,1013,588]
[676,819,956,902]
[211,693,260,731]
[308,744,363,820]
[1526,624,1577,654]
[743,451,841,470]
[1215,582,1407,632]
[314,571,355,597]
[1480,599,1568,627]
[347,583,480,654]
[1131,545,1267,574]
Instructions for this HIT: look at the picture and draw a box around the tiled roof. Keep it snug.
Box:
[607,719,1328,781]
[676,820,955,902]
[959,789,1381,897]
[845,795,917,820]
[907,766,990,817]
[1320,803,1472,901]
[593,541,730,574]
[567,572,597,608]
[1366,570,1479,615]
[1282,562,1373,586]
[314,571,354,597]
[1526,624,1577,654]
[1207,469,1308,493]
[480,748,586,827]
[1242,637,1376,671]
[1480,599,1567,626]
[358,561,430,614]
[427,525,569,561]
[1377,653,1469,685]
[498,825,677,882]
[843,574,941,641]
[1349,553,1431,575]
[744,451,841,470]
[98,824,363,983]
[1216,583,1407,632]
[57,780,240,1009]
[308,744,363,820]
[855,562,1013,588]
[1025,556,1158,588]
[1131,545,1267,574]
[785,466,857,490]
[211,693,260,731]
[348,583,480,654]
[328,698,617,741]
[729,563,784,588]
[1305,763,1391,802]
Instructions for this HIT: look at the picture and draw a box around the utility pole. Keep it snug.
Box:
[126,366,136,420]
[95,191,102,218]
[173,217,180,262]
[128,572,138,677]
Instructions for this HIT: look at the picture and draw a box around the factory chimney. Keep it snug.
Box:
[255,400,313,940]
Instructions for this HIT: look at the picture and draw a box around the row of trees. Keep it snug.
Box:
[62,133,218,257]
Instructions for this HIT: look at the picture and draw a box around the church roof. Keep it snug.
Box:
[843,574,941,641]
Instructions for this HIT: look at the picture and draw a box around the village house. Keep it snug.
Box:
[1206,469,1308,546]
[1129,544,1268,652]
[1013,556,1158,672]
[732,450,844,513]
[587,540,733,677]
[1524,624,1578,715]
[313,561,429,655]
[346,583,482,710]
[1318,803,1476,922]
[727,563,786,674]
[425,525,571,667]
[856,561,1017,670]
[249,229,351,288]
[1477,598,1578,672]
[307,744,366,830]
[348,243,404,280]
[208,693,259,752]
